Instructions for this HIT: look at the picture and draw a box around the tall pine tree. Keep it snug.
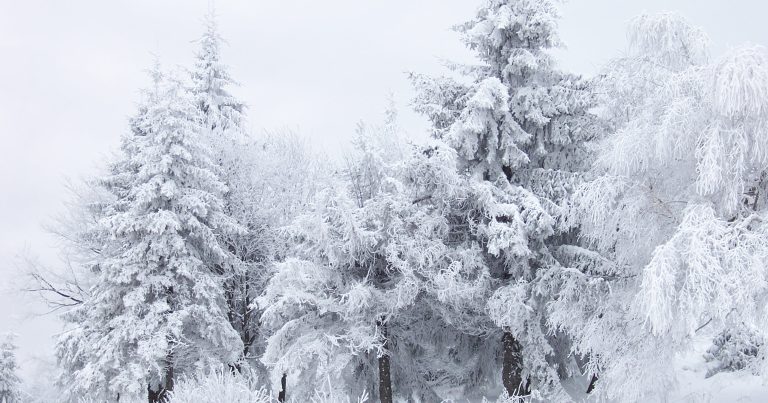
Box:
[412,0,597,398]
[57,66,243,402]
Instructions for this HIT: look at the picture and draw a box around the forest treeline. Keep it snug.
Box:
[18,1,768,402]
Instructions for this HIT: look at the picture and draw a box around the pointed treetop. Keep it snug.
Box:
[146,54,164,99]
[191,7,246,136]
[457,0,561,81]
[200,5,222,64]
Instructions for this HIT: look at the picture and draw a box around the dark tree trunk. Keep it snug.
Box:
[277,373,287,402]
[241,271,256,366]
[224,263,259,374]
[148,351,174,403]
[502,331,528,397]
[586,373,598,394]
[377,319,393,403]
[161,352,174,400]
[147,384,161,403]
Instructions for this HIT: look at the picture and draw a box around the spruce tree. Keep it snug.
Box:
[0,334,21,403]
[412,0,597,398]
[188,12,271,374]
[191,11,246,137]
[57,66,243,402]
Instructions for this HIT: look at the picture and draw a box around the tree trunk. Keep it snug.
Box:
[502,331,528,397]
[277,373,287,402]
[586,373,598,394]
[377,319,393,403]
[161,352,174,401]
[241,271,255,366]
[148,351,174,403]
[147,384,161,403]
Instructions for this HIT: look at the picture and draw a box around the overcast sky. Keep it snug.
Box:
[1,0,766,384]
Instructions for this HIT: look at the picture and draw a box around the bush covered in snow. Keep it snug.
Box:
[167,370,370,403]
[168,369,272,403]
[705,327,764,377]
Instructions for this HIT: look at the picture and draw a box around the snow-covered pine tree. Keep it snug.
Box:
[191,10,245,138]
[187,11,294,376]
[556,12,768,400]
[411,0,597,399]
[189,9,274,376]
[57,66,243,402]
[24,60,169,315]
[0,333,21,403]
[54,62,167,402]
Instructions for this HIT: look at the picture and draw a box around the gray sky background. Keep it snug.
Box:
[1,0,766,386]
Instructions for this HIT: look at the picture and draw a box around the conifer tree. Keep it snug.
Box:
[191,11,246,137]
[57,66,243,402]
[186,12,301,376]
[189,10,261,373]
[412,0,597,398]
[0,334,21,403]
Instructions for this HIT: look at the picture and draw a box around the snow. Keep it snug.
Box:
[671,338,768,403]
[8,1,768,402]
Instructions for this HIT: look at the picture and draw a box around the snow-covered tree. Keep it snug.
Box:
[411,0,598,399]
[191,10,246,138]
[48,15,322,400]
[188,11,255,370]
[214,131,324,376]
[186,12,315,377]
[556,12,768,400]
[0,333,21,403]
[260,106,457,402]
[57,67,243,402]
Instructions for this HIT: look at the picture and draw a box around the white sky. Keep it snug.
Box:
[0,0,766,386]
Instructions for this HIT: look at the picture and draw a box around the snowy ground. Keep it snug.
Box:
[668,339,768,403]
[559,337,768,403]
[445,338,768,402]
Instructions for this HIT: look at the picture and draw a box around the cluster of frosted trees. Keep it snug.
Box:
[35,1,768,402]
